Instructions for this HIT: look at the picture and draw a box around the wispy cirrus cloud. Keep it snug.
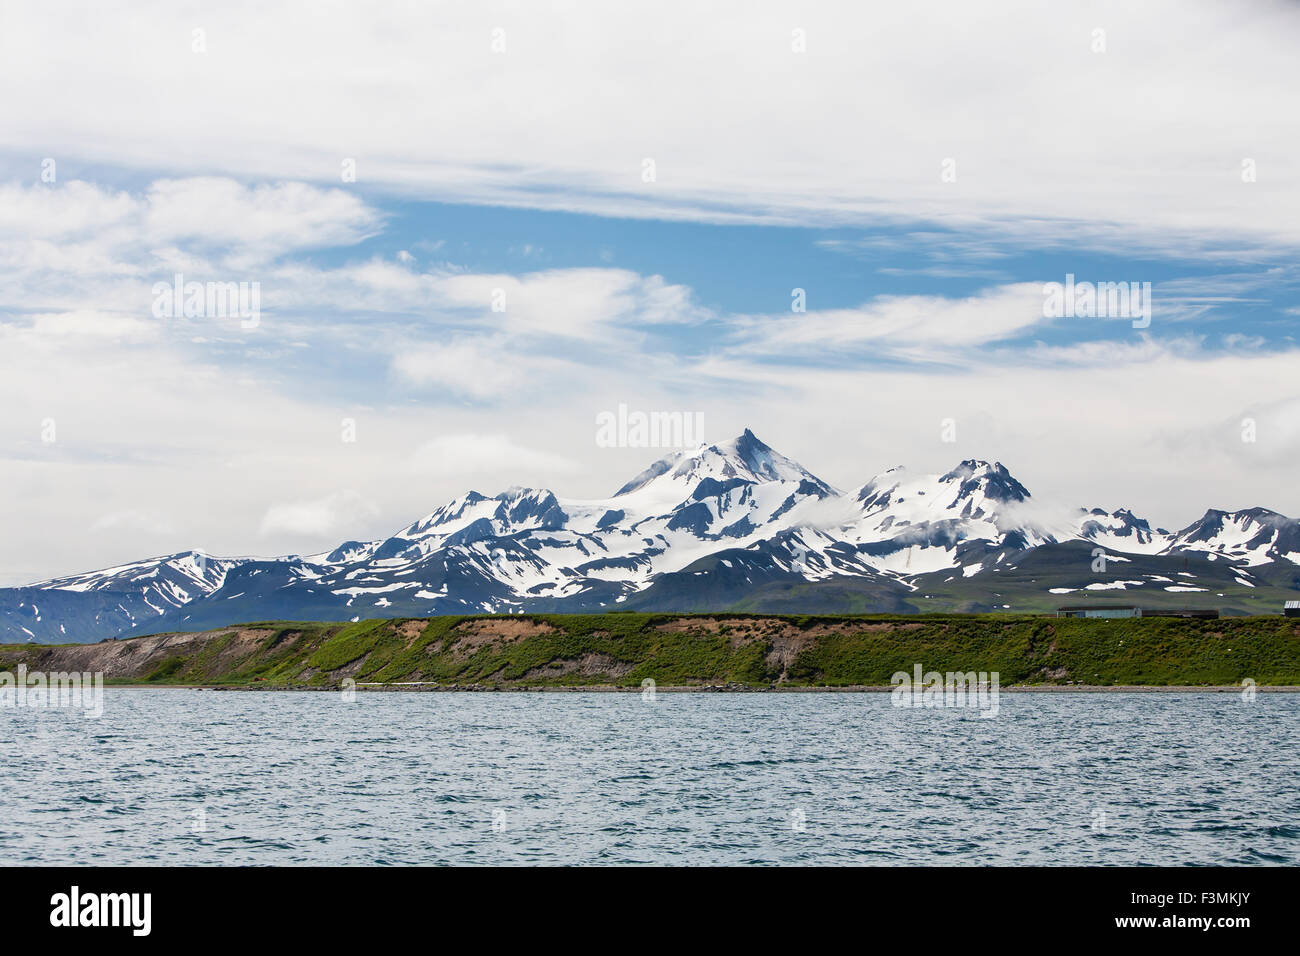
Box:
[727,283,1048,363]
[4,1,1298,254]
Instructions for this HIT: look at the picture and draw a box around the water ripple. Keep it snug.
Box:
[1,690,1296,865]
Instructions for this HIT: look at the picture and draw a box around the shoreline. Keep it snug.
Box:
[11,613,1296,691]
[100,682,1300,693]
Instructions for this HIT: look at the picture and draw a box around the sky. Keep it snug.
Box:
[1,0,1299,585]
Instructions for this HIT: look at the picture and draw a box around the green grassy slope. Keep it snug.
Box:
[3,613,1299,687]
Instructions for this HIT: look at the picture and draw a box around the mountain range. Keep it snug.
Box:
[4,429,1299,643]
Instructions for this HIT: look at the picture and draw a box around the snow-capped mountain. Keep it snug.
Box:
[1074,508,1169,555]
[4,429,1299,642]
[840,460,1049,576]
[1162,507,1300,567]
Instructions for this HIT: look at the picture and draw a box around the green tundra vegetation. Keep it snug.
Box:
[2,613,1299,688]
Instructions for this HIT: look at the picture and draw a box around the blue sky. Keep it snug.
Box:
[149,188,1300,411]
[1,0,1299,584]
[375,198,1300,345]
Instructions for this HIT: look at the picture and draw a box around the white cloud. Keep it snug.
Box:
[410,434,580,480]
[28,310,158,340]
[89,509,176,536]
[427,268,708,340]
[1182,395,1300,468]
[141,178,381,257]
[3,1,1297,252]
[391,338,531,400]
[0,178,378,257]
[259,491,380,538]
[0,180,137,239]
[731,283,1046,360]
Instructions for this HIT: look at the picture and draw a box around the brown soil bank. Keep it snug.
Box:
[1,613,1298,689]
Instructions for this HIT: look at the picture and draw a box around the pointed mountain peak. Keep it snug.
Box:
[1235,506,1287,522]
[710,429,808,483]
[1180,506,1291,535]
[855,465,908,502]
[855,459,1031,516]
[499,485,549,502]
[941,459,1030,503]
[942,458,1011,478]
[613,429,832,497]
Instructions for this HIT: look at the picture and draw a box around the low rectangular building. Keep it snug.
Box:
[1056,605,1140,619]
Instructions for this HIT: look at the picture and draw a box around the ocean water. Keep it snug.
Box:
[2,689,1297,866]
